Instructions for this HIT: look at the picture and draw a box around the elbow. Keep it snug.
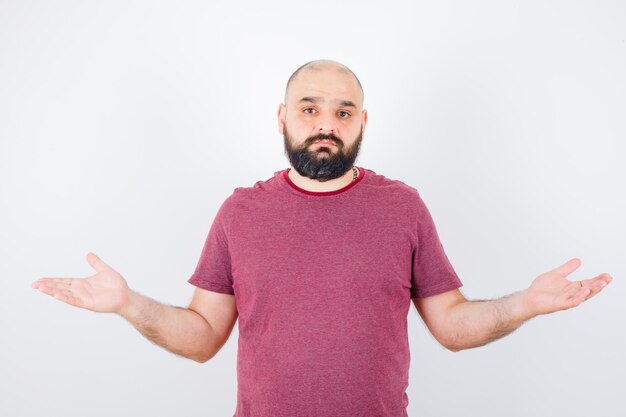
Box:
[190,348,217,364]
[441,340,463,352]
[445,344,463,353]
[190,332,224,363]
[442,338,488,352]
[431,326,473,352]
[191,353,213,364]
[438,336,465,352]
[192,355,210,364]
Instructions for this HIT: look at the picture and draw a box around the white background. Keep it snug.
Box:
[1,1,624,416]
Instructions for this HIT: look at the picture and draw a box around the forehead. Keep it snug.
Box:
[287,68,363,108]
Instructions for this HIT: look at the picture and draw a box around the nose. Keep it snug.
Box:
[315,110,337,135]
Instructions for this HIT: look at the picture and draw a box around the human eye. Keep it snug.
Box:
[338,111,351,118]
[303,108,316,114]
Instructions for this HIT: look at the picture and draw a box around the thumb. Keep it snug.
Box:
[552,257,582,277]
[86,252,110,273]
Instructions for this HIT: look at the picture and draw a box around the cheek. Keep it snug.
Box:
[287,119,315,139]
[343,124,359,139]
[291,116,313,130]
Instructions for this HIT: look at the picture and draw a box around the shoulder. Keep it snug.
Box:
[360,168,423,204]
[220,171,281,212]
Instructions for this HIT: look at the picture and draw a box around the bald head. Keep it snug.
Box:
[284,59,364,105]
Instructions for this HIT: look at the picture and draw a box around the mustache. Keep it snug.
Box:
[306,133,343,147]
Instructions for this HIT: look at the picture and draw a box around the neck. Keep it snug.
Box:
[287,166,357,193]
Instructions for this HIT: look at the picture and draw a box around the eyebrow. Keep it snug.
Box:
[298,96,357,109]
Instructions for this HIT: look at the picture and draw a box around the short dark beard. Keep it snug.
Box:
[283,126,362,182]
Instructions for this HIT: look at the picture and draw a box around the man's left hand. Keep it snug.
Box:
[522,258,612,318]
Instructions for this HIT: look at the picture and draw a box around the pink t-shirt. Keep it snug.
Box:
[189,167,462,417]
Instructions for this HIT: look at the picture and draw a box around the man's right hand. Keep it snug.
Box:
[32,252,131,314]
[32,252,238,362]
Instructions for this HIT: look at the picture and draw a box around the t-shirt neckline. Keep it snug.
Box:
[282,167,365,196]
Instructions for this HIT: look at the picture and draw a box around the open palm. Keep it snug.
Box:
[32,252,130,313]
[524,258,611,316]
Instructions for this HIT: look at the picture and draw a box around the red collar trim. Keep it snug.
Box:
[283,167,365,196]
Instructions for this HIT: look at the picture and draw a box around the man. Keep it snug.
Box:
[32,59,612,417]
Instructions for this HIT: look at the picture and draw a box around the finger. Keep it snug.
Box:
[558,282,587,309]
[566,274,612,305]
[36,285,86,308]
[35,279,74,292]
[552,258,582,278]
[52,290,85,308]
[563,281,584,300]
[562,287,591,309]
[574,287,592,304]
[35,282,71,296]
[33,278,79,291]
[34,273,90,295]
[581,273,612,289]
[86,252,109,273]
[32,277,74,289]
[581,274,612,301]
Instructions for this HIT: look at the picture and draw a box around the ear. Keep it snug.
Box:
[360,109,368,137]
[277,103,286,134]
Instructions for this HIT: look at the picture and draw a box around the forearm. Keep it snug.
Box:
[418,259,612,352]
[118,290,216,362]
[442,291,534,351]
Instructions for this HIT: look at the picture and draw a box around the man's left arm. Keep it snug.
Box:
[412,258,612,352]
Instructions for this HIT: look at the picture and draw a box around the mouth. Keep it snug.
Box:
[315,140,337,147]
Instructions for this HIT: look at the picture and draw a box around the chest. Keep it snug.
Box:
[227,202,415,303]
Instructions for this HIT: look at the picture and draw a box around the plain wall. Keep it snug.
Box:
[1,1,624,416]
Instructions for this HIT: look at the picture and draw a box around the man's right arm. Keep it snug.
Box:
[32,252,238,363]
[119,288,237,363]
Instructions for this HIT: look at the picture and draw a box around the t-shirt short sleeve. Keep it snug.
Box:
[188,197,235,295]
[410,192,463,298]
